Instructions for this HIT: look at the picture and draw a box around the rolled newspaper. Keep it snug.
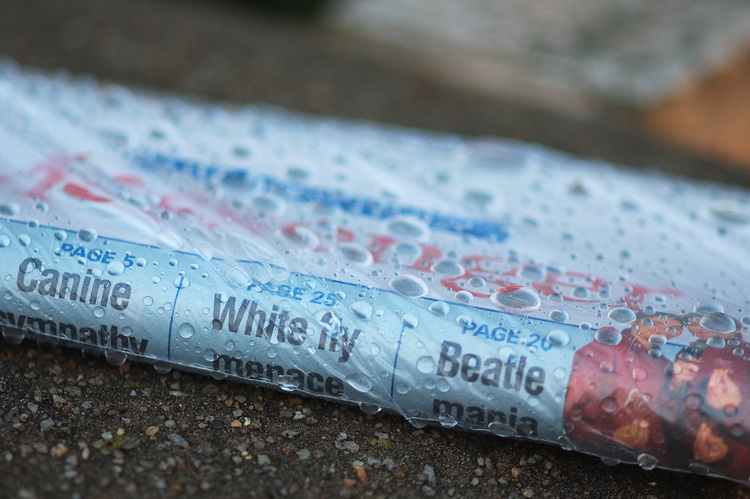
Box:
[1,62,749,483]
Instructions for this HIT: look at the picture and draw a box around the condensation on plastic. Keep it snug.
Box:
[1,60,750,483]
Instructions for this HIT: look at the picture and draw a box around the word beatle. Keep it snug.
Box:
[437,341,546,396]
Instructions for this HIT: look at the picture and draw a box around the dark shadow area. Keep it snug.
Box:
[220,0,334,19]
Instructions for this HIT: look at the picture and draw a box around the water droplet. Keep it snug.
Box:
[599,360,614,373]
[120,326,133,337]
[490,286,541,312]
[104,349,128,366]
[17,234,31,247]
[572,287,590,299]
[519,265,545,281]
[396,382,411,394]
[77,229,98,242]
[438,412,459,428]
[93,307,105,318]
[0,203,20,216]
[107,261,125,276]
[469,277,486,287]
[648,348,663,358]
[136,257,147,267]
[252,194,286,214]
[707,336,726,348]
[385,217,430,240]
[648,334,667,346]
[454,315,472,329]
[333,243,373,266]
[225,267,252,289]
[429,301,450,316]
[389,275,429,298]
[730,423,745,437]
[724,405,739,418]
[281,226,319,250]
[416,356,436,374]
[0,235,10,247]
[700,312,736,334]
[637,454,659,471]
[401,314,419,328]
[359,403,382,415]
[174,276,190,289]
[632,366,647,381]
[436,378,450,392]
[2,327,25,345]
[224,340,235,351]
[431,260,465,277]
[549,309,569,322]
[315,310,341,337]
[557,435,575,451]
[454,290,474,304]
[346,373,373,393]
[608,307,636,323]
[154,362,172,374]
[594,327,622,346]
[203,349,218,362]
[488,421,516,437]
[688,462,710,475]
[601,397,618,413]
[406,413,431,429]
[266,346,278,358]
[278,375,299,392]
[710,201,750,225]
[546,329,570,347]
[462,189,494,209]
[394,242,421,262]
[29,300,41,311]
[549,293,564,303]
[349,301,373,320]
[554,367,567,380]
[143,296,154,306]
[694,302,724,314]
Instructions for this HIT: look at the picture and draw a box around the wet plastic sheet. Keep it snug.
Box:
[1,62,750,483]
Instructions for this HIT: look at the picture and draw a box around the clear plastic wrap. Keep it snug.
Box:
[2,62,750,484]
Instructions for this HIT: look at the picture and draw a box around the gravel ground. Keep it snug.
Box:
[1,1,750,498]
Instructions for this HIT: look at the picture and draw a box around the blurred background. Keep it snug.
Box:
[330,0,750,168]
[2,0,750,181]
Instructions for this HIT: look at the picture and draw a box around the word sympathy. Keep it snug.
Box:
[0,310,148,354]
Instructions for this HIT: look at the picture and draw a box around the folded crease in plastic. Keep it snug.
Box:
[2,61,750,483]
